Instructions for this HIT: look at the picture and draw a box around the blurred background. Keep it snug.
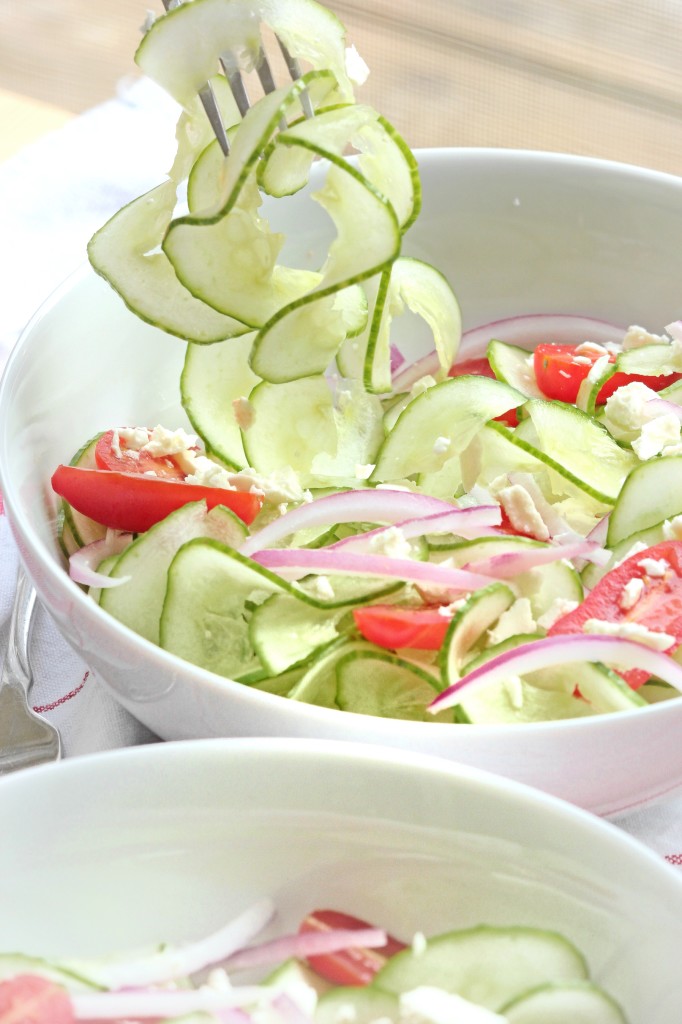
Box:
[2,0,682,172]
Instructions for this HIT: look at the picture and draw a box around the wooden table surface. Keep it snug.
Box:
[1,1,682,175]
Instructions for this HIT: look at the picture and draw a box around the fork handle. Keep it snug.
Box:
[5,569,36,692]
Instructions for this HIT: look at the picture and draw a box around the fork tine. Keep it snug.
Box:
[276,38,315,119]
[219,50,252,119]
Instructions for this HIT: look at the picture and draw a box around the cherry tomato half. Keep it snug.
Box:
[299,910,406,986]
[533,343,682,405]
[353,604,451,650]
[95,429,186,480]
[549,540,682,687]
[448,357,518,426]
[51,465,262,533]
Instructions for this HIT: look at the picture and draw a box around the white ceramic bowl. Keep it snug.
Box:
[3,149,682,815]
[1,738,682,1022]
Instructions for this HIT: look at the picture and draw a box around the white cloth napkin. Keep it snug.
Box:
[1,77,682,865]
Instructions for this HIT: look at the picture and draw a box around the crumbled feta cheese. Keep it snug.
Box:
[575,341,609,358]
[399,986,507,1024]
[536,597,580,630]
[488,597,537,645]
[184,455,235,489]
[229,466,311,505]
[345,44,370,85]
[632,413,681,460]
[603,381,663,442]
[355,463,375,480]
[411,931,427,955]
[232,396,255,431]
[663,515,682,540]
[572,354,593,366]
[206,968,232,991]
[582,618,674,650]
[619,577,645,611]
[617,577,646,613]
[369,526,413,560]
[622,324,671,350]
[118,425,153,451]
[437,598,466,616]
[305,575,335,601]
[143,424,197,457]
[496,483,549,541]
[432,436,451,455]
[637,557,669,578]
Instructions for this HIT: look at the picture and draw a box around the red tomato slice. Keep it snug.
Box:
[533,343,682,405]
[299,910,406,986]
[353,605,452,650]
[448,357,518,426]
[0,974,74,1023]
[95,429,186,480]
[51,465,262,532]
[549,540,682,687]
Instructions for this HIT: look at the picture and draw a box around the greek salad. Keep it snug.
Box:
[51,0,682,724]
[0,904,628,1022]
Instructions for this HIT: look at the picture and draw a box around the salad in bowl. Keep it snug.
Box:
[3,0,682,811]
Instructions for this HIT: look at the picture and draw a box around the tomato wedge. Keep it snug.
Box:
[448,357,518,426]
[549,540,682,688]
[533,343,682,405]
[353,604,451,650]
[299,910,406,986]
[51,465,262,532]
[0,974,74,1023]
[95,429,186,479]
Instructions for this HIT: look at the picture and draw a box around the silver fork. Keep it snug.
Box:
[160,0,313,155]
[0,567,62,774]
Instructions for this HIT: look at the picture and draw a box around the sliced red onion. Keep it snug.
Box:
[390,344,406,372]
[465,539,609,579]
[71,984,265,1020]
[391,314,625,391]
[68,532,134,589]
[85,899,274,989]
[240,490,458,557]
[429,634,682,713]
[252,548,498,592]
[224,926,387,972]
[585,513,610,548]
[644,397,682,421]
[327,505,502,553]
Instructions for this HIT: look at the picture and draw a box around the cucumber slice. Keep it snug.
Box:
[316,986,397,1024]
[335,650,451,721]
[360,257,462,395]
[101,501,247,645]
[136,0,357,108]
[0,953,101,992]
[439,582,515,684]
[487,338,543,397]
[242,376,383,488]
[57,432,107,555]
[266,956,331,997]
[181,332,260,470]
[374,926,588,1012]
[501,980,627,1023]
[249,592,346,674]
[370,376,524,484]
[160,537,289,679]
[524,399,637,505]
[581,343,682,416]
[288,639,375,708]
[607,455,682,545]
[88,180,249,343]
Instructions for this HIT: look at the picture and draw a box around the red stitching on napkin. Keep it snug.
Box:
[0,490,4,515]
[665,853,682,866]
[32,670,89,713]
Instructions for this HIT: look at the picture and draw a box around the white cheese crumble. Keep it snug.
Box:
[228,466,312,505]
[355,463,375,480]
[232,396,255,431]
[582,618,674,651]
[622,324,671,350]
[399,986,507,1024]
[663,515,682,540]
[305,575,335,601]
[369,526,413,560]
[618,577,645,611]
[117,425,154,451]
[632,413,681,460]
[488,597,537,646]
[536,597,580,630]
[411,931,428,956]
[603,381,666,442]
[432,436,451,455]
[144,425,198,457]
[495,483,549,541]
